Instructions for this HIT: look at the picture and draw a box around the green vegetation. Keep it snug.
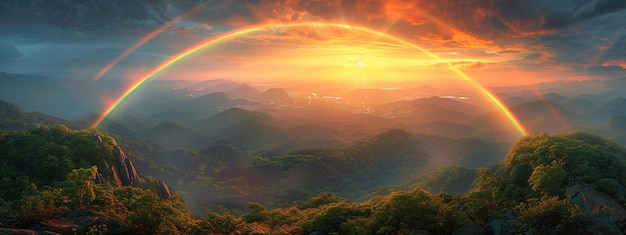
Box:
[2,120,626,234]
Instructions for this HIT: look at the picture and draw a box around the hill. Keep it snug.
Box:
[3,101,626,234]
[0,100,79,130]
[477,100,590,136]
[144,121,207,149]
[192,108,290,151]
[258,88,291,101]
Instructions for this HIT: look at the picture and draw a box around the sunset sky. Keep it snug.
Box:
[0,0,625,87]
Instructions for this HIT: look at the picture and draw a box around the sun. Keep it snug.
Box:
[356,60,365,67]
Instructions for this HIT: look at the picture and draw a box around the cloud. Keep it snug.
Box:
[543,0,626,29]
[0,42,21,61]
[2,0,626,83]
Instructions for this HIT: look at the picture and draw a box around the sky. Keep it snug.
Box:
[0,0,625,87]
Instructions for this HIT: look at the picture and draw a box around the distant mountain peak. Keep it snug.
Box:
[606,97,626,109]
[196,91,231,101]
[228,83,261,98]
[259,88,291,101]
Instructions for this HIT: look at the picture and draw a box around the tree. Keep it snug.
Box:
[465,168,501,224]
[201,212,244,234]
[127,194,177,235]
[65,166,98,208]
[516,196,583,233]
[528,160,567,196]
[243,202,269,223]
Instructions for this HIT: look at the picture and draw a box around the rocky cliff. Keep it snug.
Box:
[113,145,140,187]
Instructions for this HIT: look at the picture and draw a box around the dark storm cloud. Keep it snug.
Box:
[0,0,264,40]
[0,42,21,61]
[1,0,625,78]
[543,0,626,29]
[598,35,626,69]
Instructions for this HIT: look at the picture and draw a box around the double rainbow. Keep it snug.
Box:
[91,22,528,136]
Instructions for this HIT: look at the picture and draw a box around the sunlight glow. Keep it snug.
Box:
[91,22,528,136]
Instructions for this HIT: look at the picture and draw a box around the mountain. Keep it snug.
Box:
[100,120,140,137]
[603,116,626,146]
[414,134,508,168]
[411,121,480,138]
[567,97,596,114]
[192,108,289,151]
[288,124,344,147]
[605,97,626,110]
[145,121,207,149]
[258,88,291,101]
[0,99,78,130]
[409,166,478,195]
[227,83,262,99]
[178,92,256,112]
[377,96,483,124]
[200,143,246,163]
[380,101,474,124]
[477,100,590,135]
[342,88,394,104]
[541,92,570,106]
[145,92,260,125]
[0,73,99,118]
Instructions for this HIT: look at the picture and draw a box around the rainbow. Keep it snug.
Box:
[91,22,528,136]
[93,2,209,81]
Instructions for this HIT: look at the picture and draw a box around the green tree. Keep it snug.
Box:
[465,168,501,224]
[516,196,583,232]
[126,194,177,235]
[201,212,244,234]
[243,202,269,223]
[65,166,98,208]
[528,160,567,196]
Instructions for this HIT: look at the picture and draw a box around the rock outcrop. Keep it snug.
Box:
[93,135,141,187]
[567,183,626,235]
[156,180,172,199]
[33,209,128,235]
[0,228,38,235]
[0,210,128,235]
[113,145,140,187]
[452,224,486,235]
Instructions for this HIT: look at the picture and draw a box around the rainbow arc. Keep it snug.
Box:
[91,22,528,136]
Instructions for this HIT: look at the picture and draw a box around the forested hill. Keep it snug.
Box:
[1,118,626,233]
[0,125,192,234]
[0,100,79,130]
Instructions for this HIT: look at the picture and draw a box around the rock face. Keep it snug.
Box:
[567,183,626,235]
[0,228,38,235]
[113,145,140,187]
[0,210,128,235]
[452,224,486,235]
[32,209,128,235]
[93,135,141,188]
[156,180,172,199]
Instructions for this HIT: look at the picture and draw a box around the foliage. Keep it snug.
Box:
[467,131,626,211]
[516,196,583,232]
[0,126,116,201]
[200,212,244,234]
[3,118,626,234]
[65,166,98,208]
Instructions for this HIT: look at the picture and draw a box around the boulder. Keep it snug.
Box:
[30,209,128,235]
[488,218,505,235]
[567,183,626,235]
[0,228,38,235]
[0,212,18,229]
[452,224,486,235]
